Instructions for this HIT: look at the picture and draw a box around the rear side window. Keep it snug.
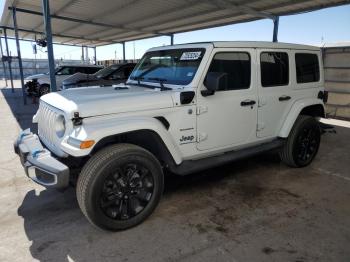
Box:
[261,52,289,87]
[295,53,320,83]
[207,52,251,91]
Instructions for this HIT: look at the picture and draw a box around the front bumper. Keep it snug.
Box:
[14,129,70,189]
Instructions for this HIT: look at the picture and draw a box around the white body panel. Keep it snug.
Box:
[33,42,325,165]
[196,48,258,150]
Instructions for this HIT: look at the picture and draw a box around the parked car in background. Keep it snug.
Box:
[25,64,103,96]
[61,63,136,90]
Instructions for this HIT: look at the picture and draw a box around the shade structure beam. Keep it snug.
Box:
[8,7,168,39]
[41,0,56,92]
[3,28,14,92]
[0,36,8,86]
[122,42,125,62]
[12,7,26,104]
[272,16,279,42]
[1,25,120,45]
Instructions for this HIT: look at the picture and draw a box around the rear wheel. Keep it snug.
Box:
[280,115,321,167]
[77,144,164,231]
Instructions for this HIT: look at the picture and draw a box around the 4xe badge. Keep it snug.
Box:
[180,135,195,144]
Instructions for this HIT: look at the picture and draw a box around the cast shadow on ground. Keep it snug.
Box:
[1,88,39,132]
[17,154,280,261]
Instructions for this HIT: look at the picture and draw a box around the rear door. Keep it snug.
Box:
[196,48,258,151]
[257,50,294,138]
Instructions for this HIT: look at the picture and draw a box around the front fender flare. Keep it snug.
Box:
[279,98,325,138]
[61,116,183,164]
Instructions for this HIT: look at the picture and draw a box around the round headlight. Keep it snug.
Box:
[55,114,66,138]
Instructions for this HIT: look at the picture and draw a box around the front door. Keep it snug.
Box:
[196,49,258,151]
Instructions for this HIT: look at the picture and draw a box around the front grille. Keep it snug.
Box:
[38,102,61,148]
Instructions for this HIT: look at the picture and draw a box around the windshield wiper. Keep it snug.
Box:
[148,77,171,91]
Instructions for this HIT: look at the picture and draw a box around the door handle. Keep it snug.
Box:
[241,100,256,107]
[279,95,291,101]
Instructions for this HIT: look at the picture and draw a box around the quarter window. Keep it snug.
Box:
[261,52,289,87]
[295,53,320,83]
[206,52,251,91]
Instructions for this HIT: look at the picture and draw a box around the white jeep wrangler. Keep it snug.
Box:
[15,42,327,231]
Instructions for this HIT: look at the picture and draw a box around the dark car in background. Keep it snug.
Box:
[62,63,136,90]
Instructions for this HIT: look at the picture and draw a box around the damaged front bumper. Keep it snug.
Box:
[14,129,70,189]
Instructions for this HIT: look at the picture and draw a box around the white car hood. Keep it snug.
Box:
[40,84,175,118]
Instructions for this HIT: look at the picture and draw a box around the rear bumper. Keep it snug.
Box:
[14,129,70,189]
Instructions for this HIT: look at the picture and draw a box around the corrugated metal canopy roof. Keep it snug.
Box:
[1,0,349,47]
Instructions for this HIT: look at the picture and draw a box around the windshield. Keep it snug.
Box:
[45,66,62,75]
[129,48,205,85]
[94,65,120,79]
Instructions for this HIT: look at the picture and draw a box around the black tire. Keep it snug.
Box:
[39,84,50,96]
[77,143,164,231]
[280,115,321,168]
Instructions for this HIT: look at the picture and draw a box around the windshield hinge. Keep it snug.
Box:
[72,112,83,126]
[196,106,208,115]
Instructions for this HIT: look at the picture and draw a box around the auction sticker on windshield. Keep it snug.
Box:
[180,51,202,60]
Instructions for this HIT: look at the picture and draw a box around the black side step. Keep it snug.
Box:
[168,139,285,176]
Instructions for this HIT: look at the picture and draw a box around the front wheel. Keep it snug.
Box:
[280,115,321,167]
[77,144,164,231]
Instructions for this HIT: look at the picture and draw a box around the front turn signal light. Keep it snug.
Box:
[80,140,95,149]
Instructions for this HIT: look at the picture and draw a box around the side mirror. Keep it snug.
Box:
[202,72,227,97]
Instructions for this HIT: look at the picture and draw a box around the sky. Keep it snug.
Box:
[1,3,350,61]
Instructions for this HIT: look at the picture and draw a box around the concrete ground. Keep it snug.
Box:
[0,81,349,262]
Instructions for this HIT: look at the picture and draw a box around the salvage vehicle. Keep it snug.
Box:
[25,64,103,96]
[62,63,136,90]
[15,42,327,231]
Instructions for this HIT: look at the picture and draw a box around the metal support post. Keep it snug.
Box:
[272,16,279,42]
[0,37,8,86]
[81,45,84,62]
[41,0,57,92]
[12,7,27,104]
[3,28,14,92]
[170,34,174,45]
[94,47,97,65]
[122,42,126,63]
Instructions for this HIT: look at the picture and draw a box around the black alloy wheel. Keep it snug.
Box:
[99,163,154,221]
[77,144,164,231]
[293,124,320,166]
[280,115,321,167]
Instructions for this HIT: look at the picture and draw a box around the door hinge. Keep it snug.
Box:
[196,106,208,115]
[197,132,208,142]
[258,98,267,107]
[257,123,265,131]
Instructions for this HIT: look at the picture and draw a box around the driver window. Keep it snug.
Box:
[206,52,251,91]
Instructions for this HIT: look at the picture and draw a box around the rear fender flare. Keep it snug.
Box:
[279,98,325,138]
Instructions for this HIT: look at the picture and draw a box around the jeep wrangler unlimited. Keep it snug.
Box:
[15,42,327,231]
